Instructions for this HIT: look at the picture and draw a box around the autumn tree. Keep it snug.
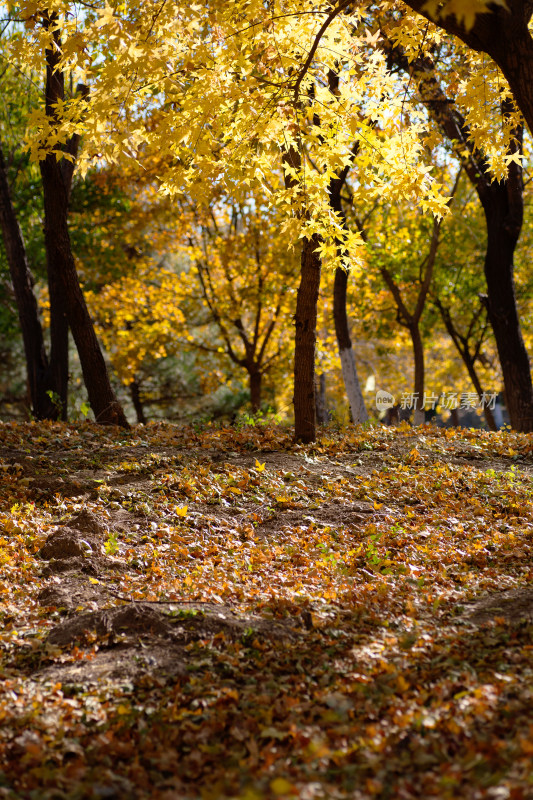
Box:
[37,11,128,426]
[181,197,299,413]
[0,43,60,419]
[394,0,533,431]
[9,0,447,440]
[381,20,533,430]
[402,0,533,137]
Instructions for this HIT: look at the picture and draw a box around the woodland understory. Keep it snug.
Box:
[0,420,532,800]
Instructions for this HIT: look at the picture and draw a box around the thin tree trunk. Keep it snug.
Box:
[249,370,261,413]
[0,143,58,420]
[333,267,369,424]
[129,380,147,424]
[40,12,129,428]
[466,358,497,431]
[435,299,498,431]
[293,234,321,443]
[47,267,69,420]
[410,323,425,426]
[328,133,368,426]
[315,372,328,424]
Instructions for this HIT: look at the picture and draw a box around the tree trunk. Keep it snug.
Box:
[0,143,59,420]
[40,155,129,427]
[129,379,147,424]
[249,370,261,413]
[481,185,533,431]
[47,267,69,420]
[435,299,498,431]
[315,372,328,424]
[328,160,368,426]
[293,234,321,442]
[333,268,369,424]
[464,357,498,432]
[40,13,129,428]
[410,323,425,426]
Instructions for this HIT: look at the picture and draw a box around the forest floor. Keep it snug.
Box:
[0,419,532,800]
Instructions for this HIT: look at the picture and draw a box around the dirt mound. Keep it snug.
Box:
[38,526,101,559]
[46,599,296,648]
[462,588,533,625]
[38,580,104,610]
[67,509,107,536]
[48,603,175,646]
[37,514,126,577]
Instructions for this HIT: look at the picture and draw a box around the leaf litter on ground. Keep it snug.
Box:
[0,420,532,799]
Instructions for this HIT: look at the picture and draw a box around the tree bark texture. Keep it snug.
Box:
[283,140,321,443]
[40,155,129,427]
[293,234,321,443]
[47,265,69,420]
[0,144,59,420]
[481,182,533,431]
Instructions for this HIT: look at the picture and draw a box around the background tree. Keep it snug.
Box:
[181,196,299,413]
[38,11,128,426]
[381,23,533,430]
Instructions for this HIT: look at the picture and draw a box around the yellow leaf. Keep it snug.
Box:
[270,777,296,796]
[176,505,188,517]
[255,460,266,472]
[88,577,100,584]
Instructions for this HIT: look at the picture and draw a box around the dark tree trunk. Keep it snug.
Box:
[409,323,425,425]
[40,13,129,428]
[47,266,69,420]
[435,299,498,431]
[293,234,321,443]
[283,141,321,443]
[0,143,59,420]
[129,380,147,424]
[249,370,261,413]
[315,372,328,425]
[481,183,533,431]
